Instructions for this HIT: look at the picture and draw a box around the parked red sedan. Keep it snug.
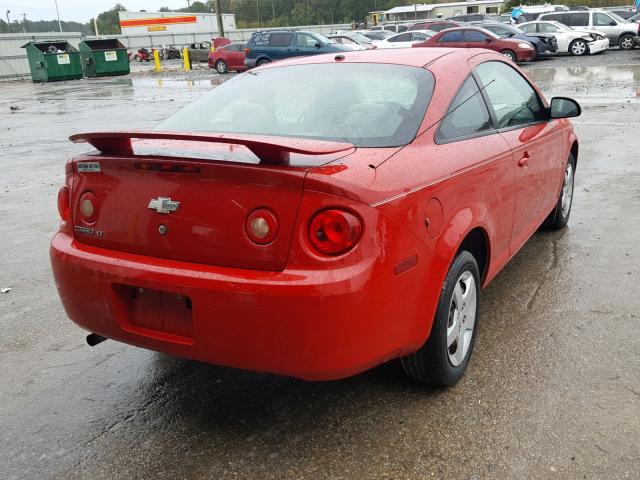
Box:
[51,48,579,385]
[208,42,247,73]
[413,27,537,62]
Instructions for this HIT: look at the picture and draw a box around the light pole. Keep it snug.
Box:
[54,0,63,32]
[5,10,11,33]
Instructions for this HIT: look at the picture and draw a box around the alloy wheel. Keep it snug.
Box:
[571,40,586,55]
[447,271,477,367]
[561,162,574,217]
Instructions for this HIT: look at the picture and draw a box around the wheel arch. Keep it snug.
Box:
[570,139,579,167]
[457,227,490,285]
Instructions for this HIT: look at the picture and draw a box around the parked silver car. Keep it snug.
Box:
[538,10,640,49]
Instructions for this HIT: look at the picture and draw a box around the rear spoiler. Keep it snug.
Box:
[69,131,354,164]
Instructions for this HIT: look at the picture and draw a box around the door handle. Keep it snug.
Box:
[518,152,530,167]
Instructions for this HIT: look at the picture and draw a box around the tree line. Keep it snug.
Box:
[0,0,631,35]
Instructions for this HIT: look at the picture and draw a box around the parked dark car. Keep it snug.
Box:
[244,30,350,68]
[413,27,537,62]
[477,22,558,57]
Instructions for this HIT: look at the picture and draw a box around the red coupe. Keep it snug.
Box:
[207,42,247,73]
[413,27,537,62]
[51,48,580,385]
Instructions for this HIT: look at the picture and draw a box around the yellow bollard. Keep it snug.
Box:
[182,47,191,71]
[153,48,161,72]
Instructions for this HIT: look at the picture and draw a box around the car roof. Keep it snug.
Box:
[255,47,467,69]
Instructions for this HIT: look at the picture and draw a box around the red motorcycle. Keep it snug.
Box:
[131,48,152,62]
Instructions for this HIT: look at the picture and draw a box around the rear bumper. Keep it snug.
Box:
[50,232,436,380]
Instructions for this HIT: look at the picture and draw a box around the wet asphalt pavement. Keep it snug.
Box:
[1,50,639,479]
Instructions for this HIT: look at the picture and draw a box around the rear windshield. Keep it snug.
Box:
[156,63,435,148]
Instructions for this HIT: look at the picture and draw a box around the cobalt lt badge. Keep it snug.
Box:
[148,197,180,214]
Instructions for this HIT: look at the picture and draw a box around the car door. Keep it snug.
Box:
[436,30,467,48]
[225,44,241,69]
[434,74,515,271]
[592,12,618,44]
[474,60,564,253]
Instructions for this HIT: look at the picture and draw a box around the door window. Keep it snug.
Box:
[391,33,412,42]
[437,76,493,142]
[440,31,464,42]
[594,13,615,26]
[539,23,559,33]
[475,61,546,129]
[296,34,319,48]
[519,24,537,34]
[464,30,489,42]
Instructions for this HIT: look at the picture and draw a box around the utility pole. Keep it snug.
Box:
[256,0,260,27]
[21,13,27,33]
[54,0,63,32]
[5,10,11,33]
[213,0,224,37]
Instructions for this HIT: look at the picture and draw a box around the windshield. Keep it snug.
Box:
[350,33,373,43]
[607,12,626,23]
[156,63,435,148]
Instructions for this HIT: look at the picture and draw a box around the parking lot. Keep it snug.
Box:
[1,49,639,479]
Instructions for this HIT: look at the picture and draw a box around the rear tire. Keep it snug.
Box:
[256,58,271,67]
[542,154,576,230]
[215,60,228,74]
[500,49,517,62]
[618,34,634,50]
[401,251,480,386]
[569,39,588,56]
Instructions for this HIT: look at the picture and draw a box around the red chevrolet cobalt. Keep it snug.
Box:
[51,48,580,385]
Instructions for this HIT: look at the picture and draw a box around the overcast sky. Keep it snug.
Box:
[4,1,197,23]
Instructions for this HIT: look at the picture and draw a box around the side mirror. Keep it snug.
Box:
[609,21,617,26]
[485,37,493,43]
[315,42,322,48]
[550,97,581,119]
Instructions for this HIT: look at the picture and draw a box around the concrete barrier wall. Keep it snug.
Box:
[0,24,351,81]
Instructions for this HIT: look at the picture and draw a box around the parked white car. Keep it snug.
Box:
[372,30,433,49]
[519,20,610,55]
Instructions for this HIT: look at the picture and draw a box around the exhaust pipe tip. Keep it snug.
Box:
[86,333,107,347]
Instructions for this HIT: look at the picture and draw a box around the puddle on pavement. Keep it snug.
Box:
[524,62,640,101]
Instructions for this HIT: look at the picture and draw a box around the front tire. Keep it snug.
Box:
[569,39,588,56]
[215,60,228,74]
[500,49,517,62]
[618,34,634,50]
[401,251,480,386]
[542,154,576,230]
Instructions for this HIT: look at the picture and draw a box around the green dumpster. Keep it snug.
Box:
[78,39,130,77]
[21,41,83,82]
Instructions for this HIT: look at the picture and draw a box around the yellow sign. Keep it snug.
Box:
[147,26,167,32]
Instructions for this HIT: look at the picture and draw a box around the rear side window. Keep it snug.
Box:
[437,76,493,142]
[440,31,464,42]
[475,61,546,129]
[565,13,589,26]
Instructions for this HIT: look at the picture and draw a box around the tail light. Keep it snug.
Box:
[78,191,98,224]
[309,209,362,255]
[246,209,278,244]
[57,185,71,220]
[245,48,250,54]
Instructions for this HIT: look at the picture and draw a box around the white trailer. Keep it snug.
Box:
[118,11,236,36]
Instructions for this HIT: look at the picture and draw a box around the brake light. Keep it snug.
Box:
[245,48,250,54]
[246,209,278,244]
[78,191,98,224]
[308,209,362,255]
[57,185,71,220]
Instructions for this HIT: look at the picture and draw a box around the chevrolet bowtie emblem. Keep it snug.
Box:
[148,197,180,214]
